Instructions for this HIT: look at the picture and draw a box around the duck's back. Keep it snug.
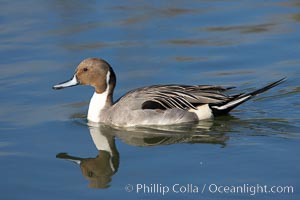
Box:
[104,84,221,126]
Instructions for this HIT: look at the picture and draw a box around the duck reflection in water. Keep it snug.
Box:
[56,120,228,188]
[56,125,119,188]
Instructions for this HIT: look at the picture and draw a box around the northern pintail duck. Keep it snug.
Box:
[53,58,285,127]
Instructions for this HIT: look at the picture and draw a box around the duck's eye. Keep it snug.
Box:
[83,67,88,72]
[87,171,94,177]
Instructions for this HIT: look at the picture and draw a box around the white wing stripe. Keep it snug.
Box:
[212,96,250,110]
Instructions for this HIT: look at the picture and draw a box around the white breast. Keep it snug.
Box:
[87,91,109,122]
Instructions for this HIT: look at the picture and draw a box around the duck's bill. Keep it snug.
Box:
[53,75,79,90]
[56,153,82,165]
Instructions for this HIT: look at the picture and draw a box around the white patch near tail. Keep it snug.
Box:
[212,95,250,110]
[189,104,213,120]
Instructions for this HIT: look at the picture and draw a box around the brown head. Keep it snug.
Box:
[53,58,116,95]
[80,151,117,188]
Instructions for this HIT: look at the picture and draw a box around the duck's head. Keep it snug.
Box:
[53,58,116,94]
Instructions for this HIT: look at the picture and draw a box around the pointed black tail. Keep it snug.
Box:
[211,78,286,116]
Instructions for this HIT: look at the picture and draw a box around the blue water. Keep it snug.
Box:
[1,0,299,199]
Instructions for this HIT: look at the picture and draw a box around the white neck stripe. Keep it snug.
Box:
[87,71,111,123]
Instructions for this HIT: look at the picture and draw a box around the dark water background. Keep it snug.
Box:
[0,0,299,199]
